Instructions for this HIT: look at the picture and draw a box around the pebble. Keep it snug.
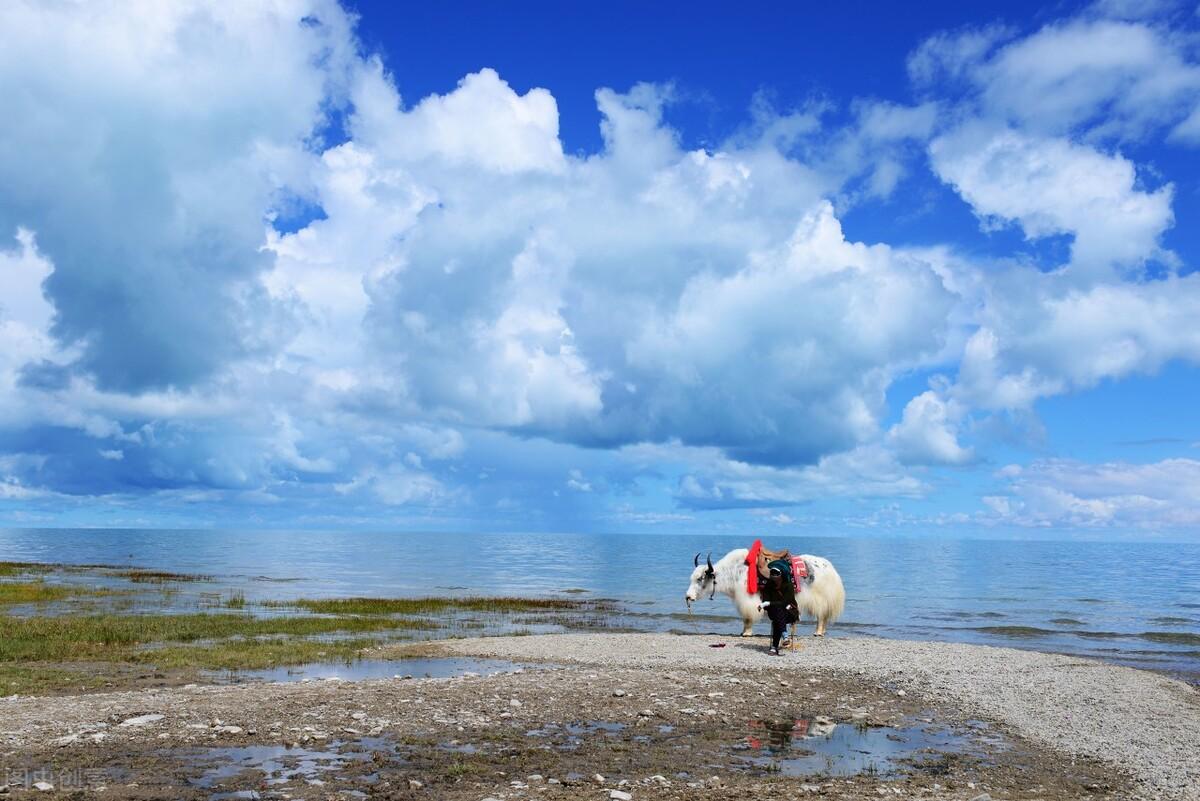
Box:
[612,689,627,697]
[408,780,423,789]
[610,791,633,801]
[33,783,54,792]
[593,773,605,784]
[118,714,164,727]
[970,795,992,801]
[509,698,522,708]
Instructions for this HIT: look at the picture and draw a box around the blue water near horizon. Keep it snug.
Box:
[2,528,1198,683]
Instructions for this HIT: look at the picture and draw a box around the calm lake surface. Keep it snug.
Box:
[3,528,1198,682]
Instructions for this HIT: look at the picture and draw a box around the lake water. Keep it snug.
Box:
[2,528,1198,682]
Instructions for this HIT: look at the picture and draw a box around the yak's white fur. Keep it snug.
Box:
[684,548,846,637]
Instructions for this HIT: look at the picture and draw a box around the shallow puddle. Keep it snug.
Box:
[523,720,628,750]
[209,656,525,683]
[734,716,1004,777]
[179,743,373,790]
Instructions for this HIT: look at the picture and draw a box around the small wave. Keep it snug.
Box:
[1149,616,1193,626]
[1050,618,1084,625]
[1141,631,1200,646]
[972,625,1054,638]
[1072,630,1132,640]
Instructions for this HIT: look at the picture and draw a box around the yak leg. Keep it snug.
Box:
[741,618,755,637]
[814,616,826,637]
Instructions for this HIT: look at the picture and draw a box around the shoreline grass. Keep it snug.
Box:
[0,569,627,694]
[0,612,436,664]
[111,569,214,583]
[0,581,77,606]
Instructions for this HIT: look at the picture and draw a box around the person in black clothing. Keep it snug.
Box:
[757,566,799,655]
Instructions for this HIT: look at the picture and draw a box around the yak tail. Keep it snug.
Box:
[807,562,846,624]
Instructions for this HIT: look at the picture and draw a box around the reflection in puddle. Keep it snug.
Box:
[735,717,1004,778]
[176,738,399,796]
[209,657,525,683]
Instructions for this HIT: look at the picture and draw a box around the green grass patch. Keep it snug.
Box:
[0,612,436,663]
[0,664,114,696]
[0,562,55,577]
[0,580,77,605]
[263,595,608,615]
[136,636,380,671]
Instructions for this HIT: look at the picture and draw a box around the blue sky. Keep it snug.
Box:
[2,0,1200,539]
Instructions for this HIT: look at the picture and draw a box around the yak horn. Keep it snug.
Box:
[706,552,713,571]
[694,552,701,567]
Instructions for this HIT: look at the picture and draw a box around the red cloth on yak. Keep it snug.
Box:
[790,555,808,592]
[745,539,763,594]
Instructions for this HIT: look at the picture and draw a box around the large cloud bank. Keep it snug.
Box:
[1,0,1199,533]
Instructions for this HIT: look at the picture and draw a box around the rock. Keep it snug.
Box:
[350,712,367,720]
[33,782,54,792]
[119,714,164,727]
[610,792,633,801]
[526,774,543,782]
[612,689,627,697]
[593,773,606,784]
[408,780,424,790]
[637,709,655,717]
[215,725,243,735]
[509,698,522,708]
[896,689,906,697]
[969,795,992,801]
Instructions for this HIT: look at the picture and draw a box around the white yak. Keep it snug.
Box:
[684,548,845,637]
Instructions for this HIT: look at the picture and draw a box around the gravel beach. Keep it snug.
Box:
[1,633,1195,800]
[437,633,1200,799]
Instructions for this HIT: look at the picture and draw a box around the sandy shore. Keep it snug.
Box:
[1,633,1196,800]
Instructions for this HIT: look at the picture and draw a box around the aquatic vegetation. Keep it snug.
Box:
[110,569,214,583]
[0,562,54,577]
[0,580,76,605]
